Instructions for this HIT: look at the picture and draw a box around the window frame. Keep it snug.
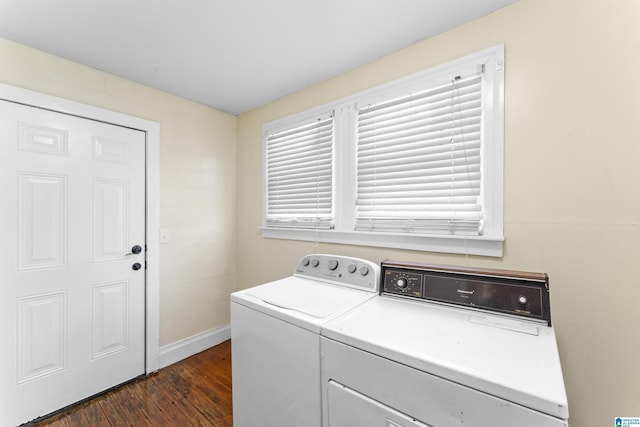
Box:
[262,45,505,257]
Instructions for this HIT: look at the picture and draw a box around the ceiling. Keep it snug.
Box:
[0,0,518,115]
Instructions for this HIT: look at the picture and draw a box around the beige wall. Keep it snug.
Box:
[237,1,640,426]
[0,38,238,347]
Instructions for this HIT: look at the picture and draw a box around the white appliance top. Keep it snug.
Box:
[321,297,568,419]
[231,254,380,332]
[321,261,569,420]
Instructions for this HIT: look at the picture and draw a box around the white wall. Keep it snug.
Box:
[0,37,238,348]
[236,1,640,426]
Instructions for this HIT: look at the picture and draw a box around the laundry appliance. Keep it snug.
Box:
[321,260,569,427]
[231,254,380,427]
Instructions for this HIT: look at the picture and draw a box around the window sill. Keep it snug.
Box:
[261,228,504,257]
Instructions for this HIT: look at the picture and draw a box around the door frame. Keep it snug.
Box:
[0,83,161,373]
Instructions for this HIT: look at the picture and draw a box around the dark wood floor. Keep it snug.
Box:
[30,340,233,427]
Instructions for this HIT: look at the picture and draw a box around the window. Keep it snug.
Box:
[355,73,483,235]
[264,113,334,229]
[262,45,504,257]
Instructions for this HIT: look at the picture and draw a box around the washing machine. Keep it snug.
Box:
[320,260,569,427]
[231,254,380,427]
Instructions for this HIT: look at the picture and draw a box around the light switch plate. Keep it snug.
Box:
[159,229,170,244]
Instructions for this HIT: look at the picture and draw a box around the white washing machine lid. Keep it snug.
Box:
[231,276,376,332]
[321,296,569,420]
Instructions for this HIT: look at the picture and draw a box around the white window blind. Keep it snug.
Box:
[265,113,334,229]
[262,45,504,256]
[355,71,484,235]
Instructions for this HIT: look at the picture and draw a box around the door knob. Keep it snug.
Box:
[132,262,142,271]
[126,245,143,256]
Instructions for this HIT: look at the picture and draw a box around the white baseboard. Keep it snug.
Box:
[158,324,231,369]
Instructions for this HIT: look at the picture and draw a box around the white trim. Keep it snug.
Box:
[158,325,231,369]
[0,83,161,373]
[145,121,161,373]
[262,227,504,257]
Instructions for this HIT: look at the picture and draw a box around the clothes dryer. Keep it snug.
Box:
[321,260,569,427]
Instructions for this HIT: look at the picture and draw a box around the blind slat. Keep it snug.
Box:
[358,163,481,183]
[357,129,480,153]
[358,115,482,144]
[358,75,482,117]
[268,132,332,154]
[268,151,332,172]
[358,98,482,135]
[358,147,481,169]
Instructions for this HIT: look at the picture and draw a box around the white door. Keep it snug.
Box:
[0,100,146,426]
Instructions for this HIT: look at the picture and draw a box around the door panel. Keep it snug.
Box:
[17,291,67,384]
[18,173,67,270]
[18,122,68,157]
[91,280,129,359]
[92,179,129,261]
[0,100,146,426]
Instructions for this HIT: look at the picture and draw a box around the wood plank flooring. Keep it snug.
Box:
[29,340,233,427]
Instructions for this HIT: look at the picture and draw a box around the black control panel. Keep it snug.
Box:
[381,260,552,326]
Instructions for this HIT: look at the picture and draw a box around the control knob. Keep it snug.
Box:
[328,260,339,271]
[397,278,408,289]
[311,258,320,267]
[359,266,369,276]
[348,264,357,274]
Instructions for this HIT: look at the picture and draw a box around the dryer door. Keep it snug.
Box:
[327,380,430,427]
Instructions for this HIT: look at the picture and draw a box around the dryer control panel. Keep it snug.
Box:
[295,254,380,293]
[381,260,552,325]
